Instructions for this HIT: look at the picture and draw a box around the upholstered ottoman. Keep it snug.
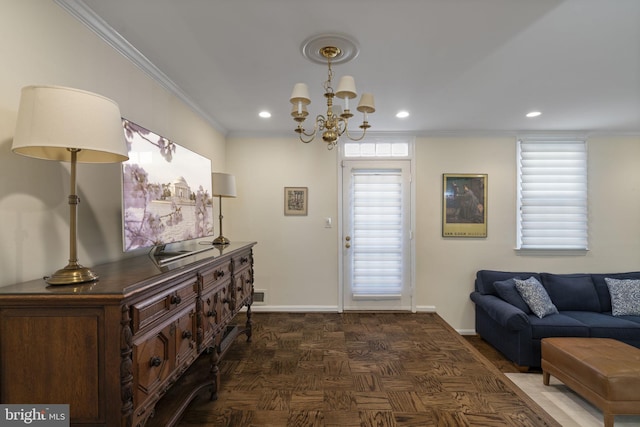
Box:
[541,337,640,427]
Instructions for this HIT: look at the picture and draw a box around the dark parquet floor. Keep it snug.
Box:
[176,312,558,427]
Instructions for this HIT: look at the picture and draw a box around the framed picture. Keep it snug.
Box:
[442,174,487,237]
[284,187,308,216]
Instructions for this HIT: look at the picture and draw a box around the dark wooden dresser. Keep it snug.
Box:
[0,241,256,427]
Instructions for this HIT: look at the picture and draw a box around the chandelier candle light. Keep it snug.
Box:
[290,35,375,149]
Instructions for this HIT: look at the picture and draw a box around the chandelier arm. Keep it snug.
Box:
[337,117,348,134]
[299,132,317,144]
[298,114,326,143]
[342,126,368,142]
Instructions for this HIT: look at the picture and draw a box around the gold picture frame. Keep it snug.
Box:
[284,187,308,216]
[442,174,487,237]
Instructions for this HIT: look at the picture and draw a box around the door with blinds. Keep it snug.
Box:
[341,160,412,310]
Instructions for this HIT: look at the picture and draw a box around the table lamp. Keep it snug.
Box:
[12,85,129,285]
[211,172,236,245]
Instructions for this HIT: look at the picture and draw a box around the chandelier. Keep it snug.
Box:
[289,35,375,150]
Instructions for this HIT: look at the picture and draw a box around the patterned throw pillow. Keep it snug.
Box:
[515,277,559,318]
[604,278,640,316]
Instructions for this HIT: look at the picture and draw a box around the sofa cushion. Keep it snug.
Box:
[562,311,640,340]
[515,277,559,318]
[528,313,590,340]
[540,273,601,312]
[475,270,541,295]
[592,272,640,312]
[605,278,640,316]
[619,315,640,325]
[493,279,532,314]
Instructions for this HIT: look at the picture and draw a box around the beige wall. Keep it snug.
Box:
[415,135,640,331]
[226,137,340,309]
[2,1,639,333]
[226,134,640,332]
[0,2,225,286]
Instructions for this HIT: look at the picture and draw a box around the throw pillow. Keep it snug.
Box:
[493,279,532,313]
[515,276,559,318]
[604,278,640,316]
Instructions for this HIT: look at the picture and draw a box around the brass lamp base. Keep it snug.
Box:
[212,235,230,246]
[46,262,99,285]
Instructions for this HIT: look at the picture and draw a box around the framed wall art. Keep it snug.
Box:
[284,187,308,216]
[442,174,487,237]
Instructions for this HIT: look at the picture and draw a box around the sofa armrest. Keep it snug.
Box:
[470,291,530,332]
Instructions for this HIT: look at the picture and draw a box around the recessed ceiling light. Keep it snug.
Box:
[526,111,541,118]
[396,110,410,118]
[259,111,271,118]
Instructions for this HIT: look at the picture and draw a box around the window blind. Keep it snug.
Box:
[351,170,403,296]
[517,138,588,250]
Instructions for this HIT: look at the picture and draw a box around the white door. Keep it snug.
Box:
[341,160,412,310]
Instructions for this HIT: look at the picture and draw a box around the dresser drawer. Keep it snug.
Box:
[232,250,253,275]
[130,276,198,334]
[200,261,232,293]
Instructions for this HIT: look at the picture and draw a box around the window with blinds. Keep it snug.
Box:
[517,137,588,250]
[351,170,403,298]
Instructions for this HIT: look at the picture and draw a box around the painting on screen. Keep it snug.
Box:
[121,119,213,251]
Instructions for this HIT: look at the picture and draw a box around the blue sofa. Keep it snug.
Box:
[470,270,640,369]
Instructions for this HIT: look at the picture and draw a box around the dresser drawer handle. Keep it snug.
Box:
[240,257,249,264]
[149,357,162,367]
[207,310,216,317]
[171,295,182,305]
[215,270,225,278]
[182,330,193,340]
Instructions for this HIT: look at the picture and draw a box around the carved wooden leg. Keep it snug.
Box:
[209,345,220,401]
[245,303,253,342]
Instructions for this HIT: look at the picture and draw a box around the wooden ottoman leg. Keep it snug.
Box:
[604,413,614,427]
[543,371,550,386]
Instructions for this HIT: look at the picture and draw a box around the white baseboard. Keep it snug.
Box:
[414,305,437,312]
[249,305,339,312]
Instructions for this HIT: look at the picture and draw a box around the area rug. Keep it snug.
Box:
[506,373,640,427]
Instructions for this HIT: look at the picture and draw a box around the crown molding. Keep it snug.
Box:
[54,0,227,135]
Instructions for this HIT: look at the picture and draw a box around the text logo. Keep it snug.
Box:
[1,405,69,426]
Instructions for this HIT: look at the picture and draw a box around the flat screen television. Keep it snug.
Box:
[121,119,214,262]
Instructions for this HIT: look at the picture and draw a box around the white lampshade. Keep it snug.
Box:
[356,93,376,114]
[212,173,237,198]
[335,76,357,99]
[12,85,128,163]
[289,83,311,105]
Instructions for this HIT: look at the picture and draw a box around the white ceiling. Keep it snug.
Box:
[61,0,640,138]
